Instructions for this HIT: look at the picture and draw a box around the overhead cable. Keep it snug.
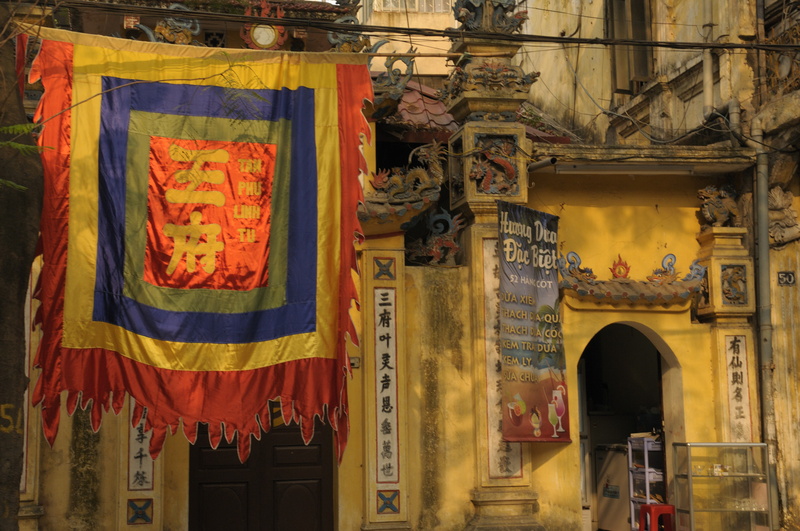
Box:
[39,0,800,53]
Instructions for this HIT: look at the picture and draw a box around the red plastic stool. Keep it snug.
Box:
[639,504,675,531]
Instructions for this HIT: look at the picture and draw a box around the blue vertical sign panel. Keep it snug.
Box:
[497,200,570,442]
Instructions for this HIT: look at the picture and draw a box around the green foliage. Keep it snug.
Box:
[0,123,38,136]
[0,141,39,155]
[0,178,27,191]
[0,124,41,191]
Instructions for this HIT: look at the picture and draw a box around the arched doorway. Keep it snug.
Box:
[578,323,678,531]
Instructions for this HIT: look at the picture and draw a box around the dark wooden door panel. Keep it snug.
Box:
[273,480,323,530]
[189,415,333,531]
[197,483,248,530]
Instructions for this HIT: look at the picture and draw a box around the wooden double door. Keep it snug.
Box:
[189,414,334,531]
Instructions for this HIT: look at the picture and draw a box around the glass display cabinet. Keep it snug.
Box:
[673,442,772,531]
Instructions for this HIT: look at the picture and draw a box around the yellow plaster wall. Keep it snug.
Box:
[529,172,724,267]
[524,171,725,529]
[364,11,453,76]
[521,0,612,142]
[162,429,189,530]
[336,335,365,531]
[770,229,800,529]
[402,266,476,528]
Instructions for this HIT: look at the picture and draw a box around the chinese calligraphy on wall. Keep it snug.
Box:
[128,400,154,491]
[725,335,752,441]
[374,288,400,486]
[483,238,522,478]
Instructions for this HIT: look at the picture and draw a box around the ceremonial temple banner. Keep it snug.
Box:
[28,27,371,461]
[497,201,570,442]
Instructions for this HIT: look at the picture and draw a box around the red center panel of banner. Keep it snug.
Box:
[144,136,276,291]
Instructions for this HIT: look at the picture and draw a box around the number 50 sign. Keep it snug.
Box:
[778,271,796,286]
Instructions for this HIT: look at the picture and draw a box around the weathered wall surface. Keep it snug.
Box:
[771,239,800,530]
[404,265,474,530]
[522,0,756,146]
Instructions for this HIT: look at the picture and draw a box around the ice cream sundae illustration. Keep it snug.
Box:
[530,406,542,437]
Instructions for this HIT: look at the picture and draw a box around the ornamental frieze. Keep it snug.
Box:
[558,252,707,306]
[439,59,539,108]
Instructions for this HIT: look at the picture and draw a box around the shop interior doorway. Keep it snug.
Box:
[578,323,666,531]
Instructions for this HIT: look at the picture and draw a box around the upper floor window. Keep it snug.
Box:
[608,0,653,94]
[377,0,449,13]
[419,0,449,13]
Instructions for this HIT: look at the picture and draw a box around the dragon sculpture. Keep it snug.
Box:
[452,0,527,33]
[468,136,518,194]
[405,210,467,266]
[370,141,446,203]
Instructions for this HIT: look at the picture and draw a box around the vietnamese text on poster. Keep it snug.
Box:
[497,200,570,442]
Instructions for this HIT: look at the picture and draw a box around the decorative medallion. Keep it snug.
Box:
[127,499,153,525]
[377,490,400,514]
[240,2,287,50]
[373,257,396,280]
[249,24,279,49]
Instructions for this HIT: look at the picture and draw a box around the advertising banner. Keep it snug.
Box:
[497,201,570,442]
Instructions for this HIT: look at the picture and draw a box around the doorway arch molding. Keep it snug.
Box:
[572,317,692,512]
[577,320,686,447]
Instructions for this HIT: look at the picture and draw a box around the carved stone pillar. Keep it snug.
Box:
[696,228,760,442]
[443,33,543,530]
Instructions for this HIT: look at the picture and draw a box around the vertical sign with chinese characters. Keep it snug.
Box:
[725,335,753,441]
[128,399,154,491]
[375,288,399,486]
[483,238,523,479]
[497,201,569,442]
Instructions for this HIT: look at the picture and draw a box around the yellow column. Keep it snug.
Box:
[361,241,410,530]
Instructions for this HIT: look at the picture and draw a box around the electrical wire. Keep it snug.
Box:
[525,3,712,31]
[35,0,800,53]
[22,0,800,150]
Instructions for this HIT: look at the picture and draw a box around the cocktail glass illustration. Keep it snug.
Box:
[530,407,542,437]
[552,385,566,432]
[548,402,559,438]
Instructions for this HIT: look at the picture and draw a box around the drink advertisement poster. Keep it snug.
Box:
[497,201,570,442]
